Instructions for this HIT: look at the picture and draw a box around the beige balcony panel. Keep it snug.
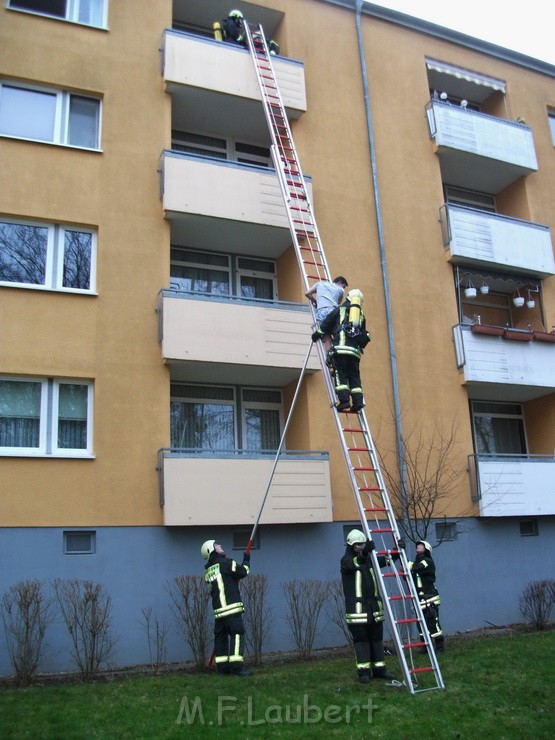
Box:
[453,324,555,401]
[162,294,320,372]
[476,458,555,516]
[162,456,332,526]
[163,153,313,229]
[164,30,306,115]
[445,206,555,278]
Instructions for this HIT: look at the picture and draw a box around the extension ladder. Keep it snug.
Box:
[244,23,444,694]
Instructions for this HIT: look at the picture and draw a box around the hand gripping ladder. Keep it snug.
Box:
[244,23,444,694]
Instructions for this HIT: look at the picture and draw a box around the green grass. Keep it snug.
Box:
[1,631,553,739]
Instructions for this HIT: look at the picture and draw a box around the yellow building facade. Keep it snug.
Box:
[1,0,554,673]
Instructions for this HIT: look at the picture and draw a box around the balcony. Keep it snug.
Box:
[470,454,555,516]
[162,29,306,143]
[161,151,313,257]
[452,323,555,401]
[159,450,332,526]
[440,205,555,278]
[158,290,320,385]
[426,101,537,192]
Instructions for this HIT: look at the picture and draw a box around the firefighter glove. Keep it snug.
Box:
[362,539,375,555]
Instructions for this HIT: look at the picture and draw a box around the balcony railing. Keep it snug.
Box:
[440,204,555,277]
[452,323,555,401]
[157,289,320,384]
[425,100,537,192]
[158,448,332,526]
[469,453,555,516]
[162,29,307,116]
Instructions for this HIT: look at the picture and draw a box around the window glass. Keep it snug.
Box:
[68,95,99,148]
[170,248,230,294]
[9,0,105,26]
[171,385,235,450]
[472,402,526,454]
[238,257,276,300]
[0,85,56,141]
[77,0,104,26]
[0,221,48,285]
[242,388,282,450]
[549,113,555,145]
[0,380,42,448]
[10,0,66,17]
[63,230,92,289]
[57,383,88,449]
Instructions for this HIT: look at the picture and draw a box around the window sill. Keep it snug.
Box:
[0,451,95,459]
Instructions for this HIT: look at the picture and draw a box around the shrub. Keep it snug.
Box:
[241,573,273,665]
[139,607,170,669]
[281,579,328,659]
[518,579,555,630]
[167,575,210,670]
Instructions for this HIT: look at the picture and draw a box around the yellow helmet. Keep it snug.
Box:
[201,539,216,559]
[346,529,366,546]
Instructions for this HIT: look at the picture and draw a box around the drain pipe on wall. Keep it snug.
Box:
[354,0,409,533]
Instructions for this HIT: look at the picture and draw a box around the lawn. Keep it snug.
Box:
[1,630,553,739]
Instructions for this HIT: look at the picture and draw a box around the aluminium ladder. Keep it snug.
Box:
[244,23,444,694]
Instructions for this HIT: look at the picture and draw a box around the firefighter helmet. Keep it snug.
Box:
[417,540,432,554]
[229,9,243,19]
[346,529,367,546]
[201,539,216,559]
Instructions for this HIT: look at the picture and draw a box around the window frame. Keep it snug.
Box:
[63,530,96,554]
[7,0,108,29]
[171,130,271,167]
[0,376,94,457]
[548,111,555,146]
[240,387,284,451]
[0,217,97,293]
[470,401,527,456]
[0,81,102,150]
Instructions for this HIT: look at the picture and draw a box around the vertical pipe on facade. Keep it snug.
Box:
[354,0,409,533]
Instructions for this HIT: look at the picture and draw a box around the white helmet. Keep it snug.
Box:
[346,529,367,546]
[347,288,364,304]
[201,539,216,559]
[229,9,243,19]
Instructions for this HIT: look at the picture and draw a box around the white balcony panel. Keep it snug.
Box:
[163,30,306,115]
[162,456,332,526]
[453,324,555,401]
[476,458,555,516]
[445,206,555,277]
[161,294,320,373]
[427,101,537,192]
[163,152,313,230]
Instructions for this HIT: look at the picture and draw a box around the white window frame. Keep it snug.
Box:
[237,257,278,300]
[169,248,231,294]
[0,81,102,149]
[549,112,555,146]
[0,217,97,293]
[0,376,94,457]
[171,384,238,450]
[171,130,271,167]
[7,0,108,29]
[241,388,283,451]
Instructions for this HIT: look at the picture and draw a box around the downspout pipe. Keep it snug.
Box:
[354,0,409,533]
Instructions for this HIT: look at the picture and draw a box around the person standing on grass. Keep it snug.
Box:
[201,539,252,676]
[408,540,445,654]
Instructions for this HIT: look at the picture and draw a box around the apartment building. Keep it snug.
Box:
[1,0,554,674]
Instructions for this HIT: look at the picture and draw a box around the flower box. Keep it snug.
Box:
[532,331,555,343]
[470,324,504,336]
[502,329,533,341]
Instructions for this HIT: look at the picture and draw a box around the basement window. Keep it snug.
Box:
[233,530,259,551]
[435,521,457,542]
[64,530,96,554]
[519,520,539,537]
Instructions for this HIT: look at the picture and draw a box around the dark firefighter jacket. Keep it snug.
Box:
[340,546,388,624]
[221,16,245,45]
[409,551,438,598]
[330,302,371,360]
[204,551,250,619]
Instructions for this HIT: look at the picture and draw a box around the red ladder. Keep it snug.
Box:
[245,22,444,694]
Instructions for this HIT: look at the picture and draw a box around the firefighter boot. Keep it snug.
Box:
[357,669,371,684]
[435,637,445,654]
[372,667,397,680]
[229,663,253,677]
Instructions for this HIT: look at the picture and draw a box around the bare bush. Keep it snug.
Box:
[1,580,53,685]
[325,579,352,646]
[52,579,116,681]
[518,579,555,630]
[139,607,170,669]
[167,575,210,670]
[281,579,328,659]
[241,573,273,665]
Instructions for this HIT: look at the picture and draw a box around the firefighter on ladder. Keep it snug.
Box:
[202,539,253,675]
[341,529,399,684]
[328,289,371,412]
[408,540,445,654]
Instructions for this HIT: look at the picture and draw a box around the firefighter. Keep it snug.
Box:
[408,540,445,654]
[221,9,246,47]
[305,276,348,351]
[328,289,371,412]
[340,529,398,684]
[202,539,252,675]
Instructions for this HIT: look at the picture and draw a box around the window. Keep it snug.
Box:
[0,83,101,149]
[170,248,277,300]
[445,186,496,212]
[8,0,107,28]
[519,520,539,537]
[171,130,271,167]
[0,219,96,292]
[64,530,96,554]
[170,384,282,452]
[435,521,457,542]
[0,377,93,456]
[471,402,526,455]
[549,112,555,145]
[232,530,259,551]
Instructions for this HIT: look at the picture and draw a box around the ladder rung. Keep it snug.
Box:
[342,427,363,432]
[354,466,376,471]
[358,487,382,492]
[364,506,386,511]
[371,527,393,533]
[382,571,407,577]
[348,446,370,452]
[404,641,427,648]
[396,618,420,625]
[389,594,414,601]
[410,666,435,674]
